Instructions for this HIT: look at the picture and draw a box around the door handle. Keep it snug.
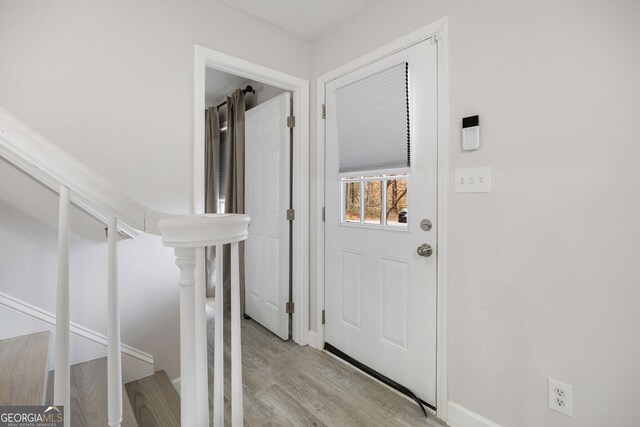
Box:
[417,243,433,257]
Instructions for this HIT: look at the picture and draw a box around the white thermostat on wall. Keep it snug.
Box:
[462,115,480,151]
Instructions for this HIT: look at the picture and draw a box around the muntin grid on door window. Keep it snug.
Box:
[341,172,408,229]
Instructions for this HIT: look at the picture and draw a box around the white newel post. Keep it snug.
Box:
[54,186,71,427]
[157,214,249,427]
[174,247,198,427]
[107,216,123,427]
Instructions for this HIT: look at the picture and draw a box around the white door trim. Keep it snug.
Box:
[193,45,310,346]
[315,17,449,421]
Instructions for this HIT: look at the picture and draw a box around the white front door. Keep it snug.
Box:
[245,92,291,340]
[324,40,438,406]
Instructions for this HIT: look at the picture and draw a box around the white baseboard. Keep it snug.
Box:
[447,402,502,427]
[307,330,317,349]
[171,377,181,395]
[0,291,154,377]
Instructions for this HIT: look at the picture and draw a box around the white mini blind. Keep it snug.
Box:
[219,128,228,197]
[336,62,410,173]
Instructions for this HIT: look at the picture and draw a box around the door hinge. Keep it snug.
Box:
[322,310,325,325]
[322,104,326,119]
[322,207,325,222]
[286,301,295,314]
[287,116,296,128]
[286,208,295,221]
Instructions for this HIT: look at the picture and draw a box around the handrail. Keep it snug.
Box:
[0,105,248,426]
[0,106,166,237]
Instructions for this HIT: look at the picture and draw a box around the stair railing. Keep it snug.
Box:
[0,106,247,427]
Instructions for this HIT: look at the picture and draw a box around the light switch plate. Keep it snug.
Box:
[455,167,491,193]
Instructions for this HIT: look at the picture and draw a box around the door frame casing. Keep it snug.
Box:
[193,45,310,345]
[314,18,449,420]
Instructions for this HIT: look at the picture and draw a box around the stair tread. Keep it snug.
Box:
[125,370,180,427]
[0,331,51,405]
[46,357,138,426]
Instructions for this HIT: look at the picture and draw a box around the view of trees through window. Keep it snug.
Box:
[345,181,361,223]
[344,176,407,227]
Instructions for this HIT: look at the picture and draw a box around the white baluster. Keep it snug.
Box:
[213,243,224,426]
[54,186,70,427]
[157,214,250,427]
[195,247,209,425]
[107,216,123,427]
[231,241,243,426]
[175,248,197,427]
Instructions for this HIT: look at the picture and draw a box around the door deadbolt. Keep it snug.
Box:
[420,219,432,231]
[417,243,433,257]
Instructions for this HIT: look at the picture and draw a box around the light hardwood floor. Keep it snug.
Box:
[126,370,181,427]
[0,331,50,405]
[208,305,444,426]
[46,357,138,426]
[17,310,442,426]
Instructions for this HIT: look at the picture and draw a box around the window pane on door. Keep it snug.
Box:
[364,181,383,224]
[344,181,361,223]
[386,177,408,227]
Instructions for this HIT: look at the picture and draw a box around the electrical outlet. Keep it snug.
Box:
[548,378,573,416]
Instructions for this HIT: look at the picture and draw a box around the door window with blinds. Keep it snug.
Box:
[337,62,410,228]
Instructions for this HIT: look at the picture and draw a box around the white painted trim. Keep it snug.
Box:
[0,107,147,238]
[314,17,450,420]
[315,77,326,351]
[171,377,181,395]
[193,45,310,345]
[434,17,450,422]
[447,402,502,427]
[0,291,154,366]
[307,330,317,349]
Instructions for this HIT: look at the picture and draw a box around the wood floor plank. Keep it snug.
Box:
[206,305,443,426]
[0,330,50,405]
[254,383,327,427]
[69,357,108,426]
[46,357,138,426]
[122,383,140,427]
[125,370,180,427]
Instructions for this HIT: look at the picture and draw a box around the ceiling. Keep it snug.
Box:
[219,0,376,40]
[205,68,249,105]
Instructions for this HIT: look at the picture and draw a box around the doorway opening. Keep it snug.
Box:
[205,68,291,339]
[193,46,310,345]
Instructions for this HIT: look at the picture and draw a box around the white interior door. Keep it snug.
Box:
[245,92,291,340]
[324,40,438,406]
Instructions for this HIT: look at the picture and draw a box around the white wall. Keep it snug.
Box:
[310,1,640,426]
[0,0,309,380]
[2,0,639,424]
[0,302,154,383]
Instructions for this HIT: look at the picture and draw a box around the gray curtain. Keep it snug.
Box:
[223,89,246,312]
[204,106,220,298]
